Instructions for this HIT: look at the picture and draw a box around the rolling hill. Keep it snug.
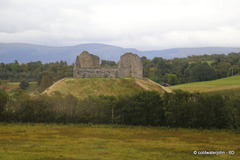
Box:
[44,78,170,99]
[1,43,240,64]
[169,75,240,93]
[0,43,138,64]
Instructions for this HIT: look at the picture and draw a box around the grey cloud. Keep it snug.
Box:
[0,0,240,50]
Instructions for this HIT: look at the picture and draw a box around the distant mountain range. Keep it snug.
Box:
[1,43,240,64]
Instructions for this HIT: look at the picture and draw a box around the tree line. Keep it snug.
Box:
[1,52,240,86]
[0,60,72,82]
[141,52,240,85]
[0,60,73,92]
[1,89,239,129]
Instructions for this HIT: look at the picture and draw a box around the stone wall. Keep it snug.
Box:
[73,51,143,79]
[73,56,80,77]
[74,67,118,78]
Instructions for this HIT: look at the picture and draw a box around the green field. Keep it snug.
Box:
[44,78,169,99]
[169,76,240,93]
[0,81,38,94]
[0,123,239,160]
[189,60,214,65]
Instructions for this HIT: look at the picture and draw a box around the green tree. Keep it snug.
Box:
[148,67,161,83]
[19,80,29,90]
[190,62,217,81]
[163,90,192,127]
[65,94,78,118]
[228,65,240,76]
[17,96,54,123]
[39,75,53,92]
[115,91,164,126]
[167,74,180,85]
[141,56,151,77]
[213,62,231,78]
[101,60,117,67]
[0,90,8,114]
[228,97,240,129]
[76,95,116,124]
[183,92,230,129]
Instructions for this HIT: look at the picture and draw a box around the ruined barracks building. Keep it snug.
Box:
[73,51,143,79]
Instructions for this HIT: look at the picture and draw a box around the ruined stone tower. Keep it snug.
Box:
[78,51,100,68]
[73,51,143,79]
[118,52,143,79]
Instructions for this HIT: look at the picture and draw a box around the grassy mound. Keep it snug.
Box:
[44,78,169,99]
[169,75,240,93]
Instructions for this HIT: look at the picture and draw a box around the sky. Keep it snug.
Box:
[0,0,240,50]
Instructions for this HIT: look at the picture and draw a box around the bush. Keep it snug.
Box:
[115,91,164,126]
[0,90,8,114]
[0,87,237,130]
[19,80,29,90]
[17,96,55,123]
[39,75,53,92]
[228,97,240,129]
[77,95,116,124]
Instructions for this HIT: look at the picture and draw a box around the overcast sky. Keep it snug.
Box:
[0,0,240,50]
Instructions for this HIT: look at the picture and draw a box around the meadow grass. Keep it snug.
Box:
[189,60,214,65]
[0,82,20,93]
[169,76,240,93]
[0,123,239,160]
[0,81,38,94]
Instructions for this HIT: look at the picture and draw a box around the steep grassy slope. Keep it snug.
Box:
[169,76,240,93]
[44,78,169,99]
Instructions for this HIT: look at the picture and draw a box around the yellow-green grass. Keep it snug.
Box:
[0,82,38,94]
[26,82,38,93]
[189,60,214,65]
[0,123,239,160]
[44,78,169,99]
[0,82,19,92]
[169,76,240,93]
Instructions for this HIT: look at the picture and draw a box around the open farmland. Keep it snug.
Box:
[169,76,240,93]
[0,123,239,160]
[0,81,38,94]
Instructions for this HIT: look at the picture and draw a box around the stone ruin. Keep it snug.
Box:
[73,51,143,79]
